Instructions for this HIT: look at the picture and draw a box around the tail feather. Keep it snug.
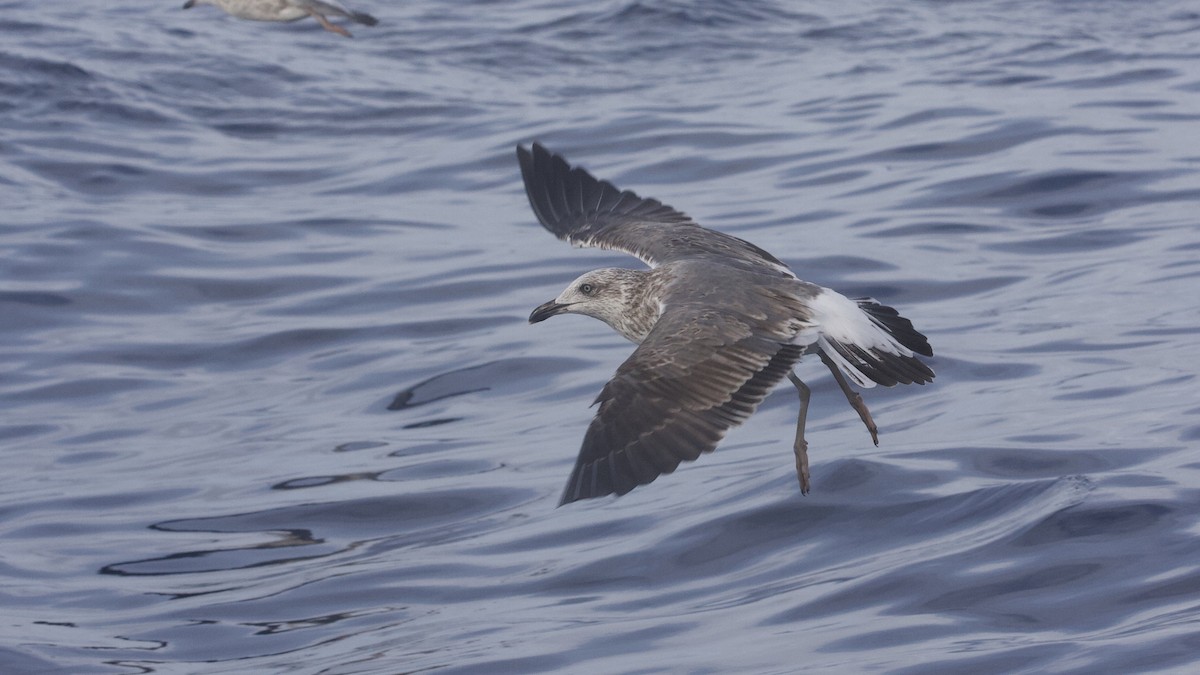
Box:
[812,294,935,388]
[819,336,934,388]
[857,298,933,357]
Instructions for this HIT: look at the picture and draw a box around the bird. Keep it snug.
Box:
[518,143,935,506]
[181,0,378,38]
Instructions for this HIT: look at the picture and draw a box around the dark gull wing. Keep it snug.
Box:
[558,294,808,505]
[517,143,788,270]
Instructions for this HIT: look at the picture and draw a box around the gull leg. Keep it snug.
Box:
[307,10,353,37]
[818,350,879,446]
[787,371,811,495]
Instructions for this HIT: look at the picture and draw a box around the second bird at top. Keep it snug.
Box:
[182,0,378,38]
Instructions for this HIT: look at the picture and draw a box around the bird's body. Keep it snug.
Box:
[182,0,377,37]
[520,143,935,505]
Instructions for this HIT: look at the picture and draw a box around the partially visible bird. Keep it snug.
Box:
[182,0,378,38]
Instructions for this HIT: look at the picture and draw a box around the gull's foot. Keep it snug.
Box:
[310,11,353,37]
[818,350,881,447]
[794,440,810,496]
[848,391,879,446]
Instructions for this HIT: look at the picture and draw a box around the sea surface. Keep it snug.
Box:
[3,1,1200,672]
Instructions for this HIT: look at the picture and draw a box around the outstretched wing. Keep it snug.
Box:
[559,296,808,505]
[517,143,789,271]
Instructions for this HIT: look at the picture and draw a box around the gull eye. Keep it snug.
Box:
[579,283,595,295]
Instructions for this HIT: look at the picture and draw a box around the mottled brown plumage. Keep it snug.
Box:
[519,143,934,505]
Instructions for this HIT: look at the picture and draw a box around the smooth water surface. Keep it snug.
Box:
[3,1,1200,672]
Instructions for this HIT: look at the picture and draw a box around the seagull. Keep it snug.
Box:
[519,143,935,506]
[182,0,378,38]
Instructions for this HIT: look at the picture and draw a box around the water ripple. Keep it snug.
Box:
[3,0,1200,672]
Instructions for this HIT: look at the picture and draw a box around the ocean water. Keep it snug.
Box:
[3,0,1200,672]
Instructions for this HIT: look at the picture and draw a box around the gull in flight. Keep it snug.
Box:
[182,0,378,38]
[519,143,935,506]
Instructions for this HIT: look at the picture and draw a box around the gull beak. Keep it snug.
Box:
[182,0,195,8]
[529,301,570,324]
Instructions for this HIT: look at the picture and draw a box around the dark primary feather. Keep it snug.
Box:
[517,143,787,269]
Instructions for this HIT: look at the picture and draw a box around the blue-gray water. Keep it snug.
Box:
[3,1,1200,672]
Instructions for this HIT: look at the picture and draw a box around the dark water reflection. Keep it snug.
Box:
[3,0,1200,672]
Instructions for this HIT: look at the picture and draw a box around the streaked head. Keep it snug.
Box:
[529,268,650,338]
